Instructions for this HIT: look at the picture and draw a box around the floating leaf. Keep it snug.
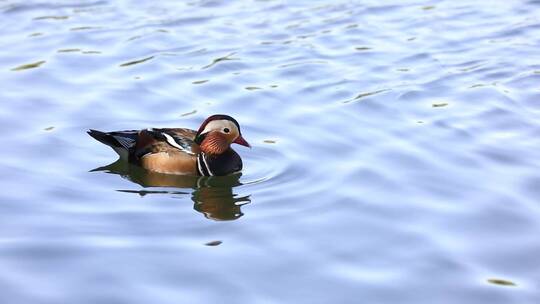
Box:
[343,89,390,103]
[44,126,55,131]
[192,80,209,84]
[70,26,100,31]
[202,52,237,69]
[28,32,43,37]
[119,56,154,67]
[354,89,389,99]
[487,278,516,286]
[181,110,197,117]
[57,48,81,53]
[355,46,372,51]
[11,60,46,71]
[469,84,485,88]
[205,240,222,246]
[127,35,142,41]
[34,16,68,20]
[432,102,448,107]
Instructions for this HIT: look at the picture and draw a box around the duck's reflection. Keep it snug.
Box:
[92,160,250,221]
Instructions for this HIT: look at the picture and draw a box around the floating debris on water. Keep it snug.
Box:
[44,126,55,131]
[11,60,46,71]
[422,6,436,10]
[264,140,277,144]
[355,46,372,51]
[28,32,43,37]
[202,52,237,69]
[82,51,101,54]
[245,86,262,91]
[205,240,222,246]
[487,278,516,287]
[343,89,390,103]
[33,16,69,20]
[192,80,209,84]
[119,56,154,67]
[70,26,101,31]
[127,35,142,41]
[181,110,197,117]
[58,48,81,53]
[432,102,449,107]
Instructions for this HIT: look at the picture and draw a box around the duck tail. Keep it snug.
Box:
[88,129,135,159]
[87,129,123,148]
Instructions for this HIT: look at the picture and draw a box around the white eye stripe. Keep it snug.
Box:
[201,120,238,135]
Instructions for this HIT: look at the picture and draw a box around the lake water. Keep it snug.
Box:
[1,0,540,303]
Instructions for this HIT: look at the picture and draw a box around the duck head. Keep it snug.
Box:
[194,114,250,154]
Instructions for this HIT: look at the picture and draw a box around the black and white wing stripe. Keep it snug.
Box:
[161,133,195,155]
[152,129,196,155]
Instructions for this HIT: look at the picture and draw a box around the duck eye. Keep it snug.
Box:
[223,128,230,133]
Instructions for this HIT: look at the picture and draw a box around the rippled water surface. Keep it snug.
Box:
[1,0,540,303]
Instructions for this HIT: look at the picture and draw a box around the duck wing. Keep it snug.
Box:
[134,128,199,174]
[133,128,198,158]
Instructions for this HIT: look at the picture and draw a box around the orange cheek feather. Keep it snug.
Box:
[200,132,229,154]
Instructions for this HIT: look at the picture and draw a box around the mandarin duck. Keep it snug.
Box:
[88,114,250,176]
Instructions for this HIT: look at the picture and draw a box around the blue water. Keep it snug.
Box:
[1,0,540,303]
